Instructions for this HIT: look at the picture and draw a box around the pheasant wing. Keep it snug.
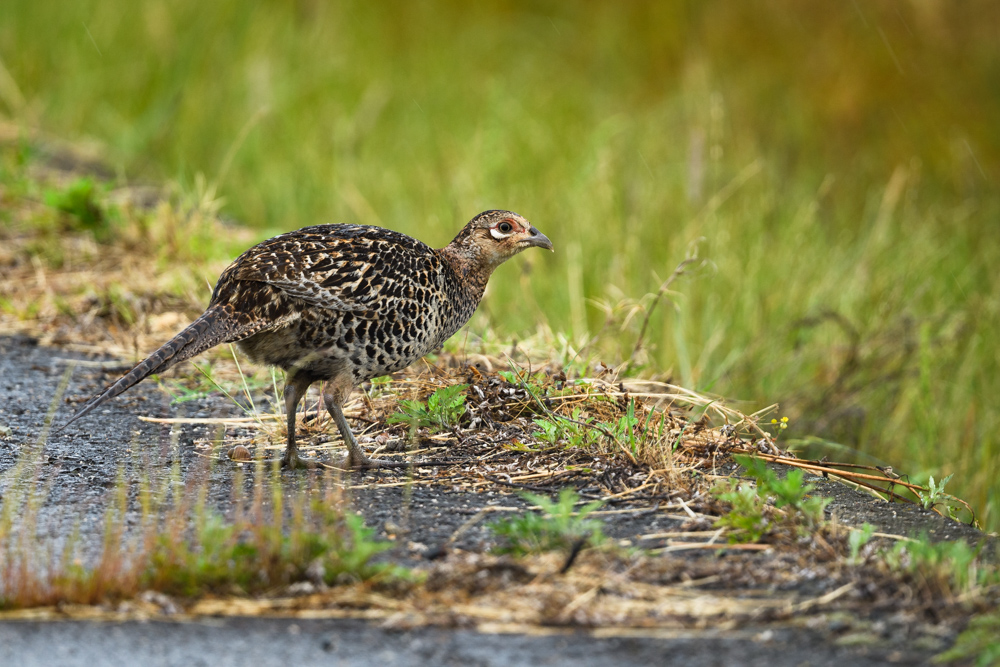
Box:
[229,224,438,313]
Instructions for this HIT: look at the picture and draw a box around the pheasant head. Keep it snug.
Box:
[439,210,553,284]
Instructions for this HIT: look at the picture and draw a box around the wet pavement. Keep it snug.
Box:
[0,617,927,667]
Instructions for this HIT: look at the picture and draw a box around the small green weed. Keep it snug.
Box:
[712,480,769,543]
[529,395,664,464]
[531,417,562,445]
[532,408,601,449]
[713,455,832,542]
[43,177,111,241]
[737,455,831,525]
[387,384,468,431]
[920,474,955,511]
[490,489,605,556]
[503,362,666,462]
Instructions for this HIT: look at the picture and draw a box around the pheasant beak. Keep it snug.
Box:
[524,226,554,251]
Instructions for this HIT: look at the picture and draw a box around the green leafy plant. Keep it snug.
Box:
[531,417,563,445]
[713,455,833,542]
[736,455,831,525]
[532,407,601,449]
[712,479,769,543]
[490,489,605,555]
[920,474,955,510]
[388,384,468,431]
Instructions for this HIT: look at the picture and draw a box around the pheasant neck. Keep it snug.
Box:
[436,246,492,297]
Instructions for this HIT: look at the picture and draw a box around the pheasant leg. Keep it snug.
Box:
[323,387,409,469]
[281,374,319,469]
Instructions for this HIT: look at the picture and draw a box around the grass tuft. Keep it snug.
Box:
[490,489,605,557]
[0,454,403,608]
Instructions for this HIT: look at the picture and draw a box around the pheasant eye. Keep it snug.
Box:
[498,221,513,234]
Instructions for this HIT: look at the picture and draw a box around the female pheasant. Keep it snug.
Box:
[61,210,552,469]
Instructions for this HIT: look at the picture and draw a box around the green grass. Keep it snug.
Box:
[2,1,999,529]
[490,489,605,556]
[1,451,404,607]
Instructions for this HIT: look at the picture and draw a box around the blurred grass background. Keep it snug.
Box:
[2,1,998,529]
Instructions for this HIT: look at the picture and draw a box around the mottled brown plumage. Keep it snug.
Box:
[60,210,552,468]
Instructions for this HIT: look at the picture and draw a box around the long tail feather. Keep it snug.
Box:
[57,307,240,432]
